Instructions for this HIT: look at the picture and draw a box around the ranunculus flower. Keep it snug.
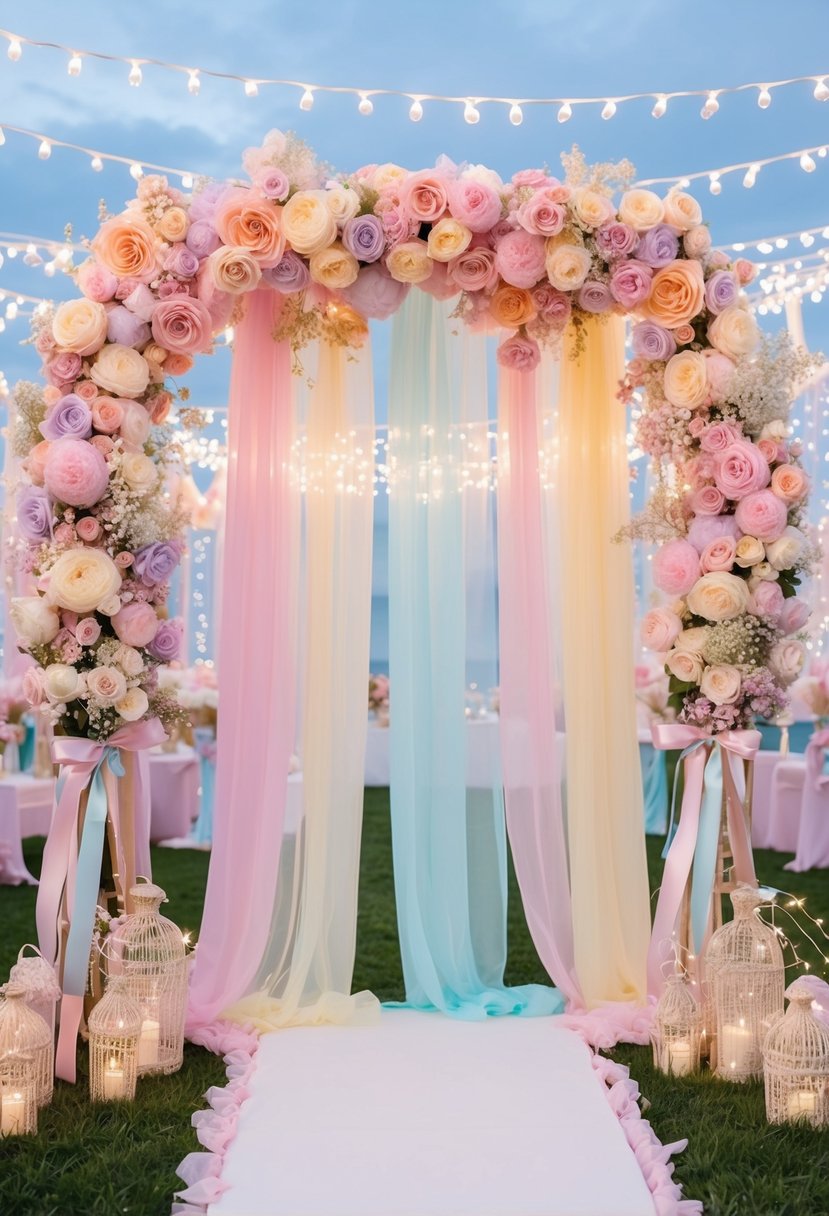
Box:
[766,525,805,571]
[398,171,449,224]
[734,490,788,543]
[631,322,676,362]
[447,246,498,293]
[10,596,60,645]
[700,536,737,573]
[342,215,385,263]
[340,265,410,320]
[714,441,771,500]
[155,206,190,243]
[112,601,159,647]
[46,548,121,613]
[735,535,765,567]
[86,665,128,706]
[690,486,726,515]
[662,191,703,232]
[642,259,705,328]
[120,453,157,494]
[43,663,85,705]
[780,597,811,635]
[595,222,638,261]
[17,486,53,542]
[663,350,708,408]
[653,538,701,596]
[93,215,158,282]
[75,616,101,646]
[771,464,809,504]
[214,187,285,266]
[386,240,433,284]
[752,580,785,621]
[186,220,221,260]
[683,227,712,259]
[40,394,93,442]
[609,260,653,308]
[90,344,150,398]
[577,279,614,313]
[77,260,118,302]
[281,190,338,255]
[641,606,683,652]
[116,687,150,722]
[488,284,536,329]
[708,306,759,359]
[700,664,742,705]
[147,617,184,662]
[309,241,360,289]
[686,571,751,621]
[618,188,665,231]
[545,238,592,291]
[52,298,109,356]
[666,648,704,684]
[449,178,503,233]
[207,246,263,295]
[133,541,181,586]
[151,296,213,355]
[496,334,541,373]
[704,270,738,315]
[44,439,110,508]
[636,224,680,269]
[769,639,805,683]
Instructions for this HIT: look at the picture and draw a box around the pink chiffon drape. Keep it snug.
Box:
[187,290,298,1027]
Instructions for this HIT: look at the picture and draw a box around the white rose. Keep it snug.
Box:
[10,596,60,645]
[760,419,788,443]
[86,665,128,706]
[663,350,708,408]
[113,644,145,677]
[686,571,751,622]
[325,186,361,225]
[676,626,710,654]
[98,595,122,617]
[618,189,665,231]
[769,639,805,683]
[52,298,109,356]
[46,549,121,614]
[766,526,805,572]
[666,648,704,684]
[708,306,759,360]
[545,239,592,291]
[371,163,408,192]
[281,190,338,256]
[662,191,703,232]
[43,663,86,705]
[115,686,149,722]
[463,164,504,191]
[700,664,742,705]
[121,452,158,493]
[207,246,262,295]
[118,400,152,451]
[90,344,150,399]
[734,535,765,568]
[683,226,712,259]
[749,562,779,584]
[569,187,614,230]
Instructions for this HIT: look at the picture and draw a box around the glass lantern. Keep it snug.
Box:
[763,979,829,1127]
[0,1055,37,1137]
[703,886,785,1081]
[88,977,142,1103]
[0,983,53,1106]
[651,974,702,1076]
[110,882,188,1076]
[8,945,60,1053]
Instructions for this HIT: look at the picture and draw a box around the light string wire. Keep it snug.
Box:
[3,25,829,123]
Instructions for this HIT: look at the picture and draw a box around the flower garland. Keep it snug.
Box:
[11,128,817,739]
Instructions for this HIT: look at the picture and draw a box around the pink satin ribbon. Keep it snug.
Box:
[647,723,759,995]
[806,727,829,791]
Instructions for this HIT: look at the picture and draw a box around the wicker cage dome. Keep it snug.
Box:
[0,983,53,1107]
[763,978,829,1126]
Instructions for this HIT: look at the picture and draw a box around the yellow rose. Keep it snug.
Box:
[46,549,122,614]
[734,535,764,568]
[116,687,149,722]
[325,186,361,225]
[309,241,360,290]
[52,298,108,356]
[207,246,263,295]
[488,284,537,328]
[666,648,704,684]
[700,664,742,705]
[618,189,665,231]
[90,344,151,398]
[662,191,703,232]
[427,218,473,263]
[120,452,158,493]
[569,187,614,230]
[281,190,338,255]
[545,236,592,291]
[663,350,708,408]
[686,572,751,622]
[386,240,433,283]
[155,206,190,242]
[707,306,759,359]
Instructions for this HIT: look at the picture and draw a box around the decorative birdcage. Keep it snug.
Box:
[8,945,60,1051]
[704,886,785,1081]
[651,974,702,1077]
[0,1054,37,1136]
[0,983,53,1106]
[110,882,188,1076]
[763,979,829,1127]
[87,977,142,1103]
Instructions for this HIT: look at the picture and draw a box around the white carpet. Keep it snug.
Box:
[208,1009,655,1216]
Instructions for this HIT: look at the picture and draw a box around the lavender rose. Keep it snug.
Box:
[263,250,311,294]
[631,321,677,362]
[577,280,614,313]
[17,486,53,541]
[595,222,638,261]
[258,169,290,201]
[609,260,653,309]
[133,540,181,587]
[106,305,151,349]
[185,220,222,260]
[147,617,184,662]
[341,215,385,264]
[704,270,738,316]
[39,394,93,442]
[164,243,201,279]
[636,224,680,269]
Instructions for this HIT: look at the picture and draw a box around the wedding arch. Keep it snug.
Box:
[11,130,814,1073]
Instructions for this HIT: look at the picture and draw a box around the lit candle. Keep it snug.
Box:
[1,1091,25,1136]
[103,1057,126,1101]
[787,1090,817,1120]
[721,1019,754,1073]
[138,1018,160,1068]
[666,1039,692,1076]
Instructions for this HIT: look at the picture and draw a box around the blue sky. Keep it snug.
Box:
[2,0,829,404]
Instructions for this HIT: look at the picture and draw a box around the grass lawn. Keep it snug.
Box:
[1,789,828,1216]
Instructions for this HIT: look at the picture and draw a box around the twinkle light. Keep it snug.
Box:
[651,94,668,118]
[0,127,5,146]
[6,37,21,61]
[801,152,817,173]
[757,85,773,108]
[557,101,572,123]
[128,61,142,87]
[701,91,720,119]
[408,97,423,122]
[709,172,722,195]
[129,162,143,181]
[67,52,82,76]
[181,173,194,189]
[743,164,759,188]
[243,79,259,97]
[299,87,314,111]
[815,77,829,101]
[358,93,373,116]
[187,70,200,96]
[90,155,103,172]
[463,99,480,124]
[37,139,51,160]
[509,103,523,126]
[601,99,617,120]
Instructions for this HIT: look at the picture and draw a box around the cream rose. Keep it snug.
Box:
[749,561,779,583]
[662,191,703,232]
[700,664,742,705]
[46,549,121,614]
[120,452,158,493]
[325,186,361,225]
[52,298,109,356]
[676,626,710,654]
[427,218,473,263]
[708,306,759,359]
[113,644,144,677]
[309,241,360,290]
[569,187,614,230]
[372,163,408,191]
[663,350,708,408]
[281,190,338,256]
[10,596,60,645]
[686,571,751,621]
[207,246,263,295]
[386,240,433,283]
[86,666,128,706]
[761,419,788,443]
[666,648,704,684]
[155,206,189,243]
[769,639,805,683]
[90,344,150,399]
[618,189,665,231]
[545,238,592,292]
[115,686,149,722]
[766,526,805,572]
[734,535,765,568]
[43,663,86,705]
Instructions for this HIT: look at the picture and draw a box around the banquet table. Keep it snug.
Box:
[148,748,201,842]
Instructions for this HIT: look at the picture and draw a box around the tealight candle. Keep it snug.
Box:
[721,1020,754,1073]
[103,1058,126,1101]
[138,1018,160,1068]
[666,1039,692,1076]
[787,1090,817,1120]
[1,1091,25,1136]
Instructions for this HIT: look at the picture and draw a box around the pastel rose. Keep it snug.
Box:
[577,280,613,314]
[735,535,765,567]
[254,168,290,202]
[569,187,615,230]
[683,226,713,258]
[113,644,144,676]
[688,416,707,439]
[115,551,134,569]
[106,304,150,349]
[77,260,119,303]
[116,687,150,722]
[53,523,76,545]
[341,215,385,264]
[653,538,701,596]
[636,225,680,269]
[700,664,742,705]
[44,439,110,508]
[75,616,101,645]
[164,353,194,376]
[22,667,45,706]
[708,250,730,271]
[118,400,152,451]
[545,238,592,292]
[89,435,114,457]
[677,626,710,654]
[120,453,157,494]
[663,350,708,408]
[93,215,157,282]
[10,596,60,645]
[46,351,83,387]
[769,639,805,684]
[42,386,61,405]
[163,243,200,280]
[447,246,498,293]
[761,419,788,444]
[734,490,788,542]
[686,571,751,621]
[702,350,736,404]
[151,296,214,355]
[186,220,221,260]
[488,285,537,329]
[86,665,128,706]
[398,172,449,223]
[516,190,566,238]
[90,344,150,398]
[207,246,263,295]
[704,270,738,315]
[734,259,756,286]
[531,285,571,327]
[757,438,779,464]
[708,306,759,359]
[46,548,121,614]
[112,600,159,647]
[642,259,705,328]
[780,597,811,635]
[595,222,638,261]
[75,516,101,543]
[714,441,771,500]
[496,334,541,373]
[673,324,695,345]
[426,218,472,264]
[771,464,809,504]
[666,648,704,684]
[305,241,358,291]
[752,579,785,621]
[372,163,408,191]
[687,513,742,553]
[449,178,503,233]
[700,536,737,573]
[641,606,683,652]
[662,191,703,232]
[609,260,653,309]
[43,663,86,705]
[690,486,726,515]
[321,186,360,227]
[749,562,779,583]
[91,398,125,435]
[52,298,109,356]
[214,188,285,266]
[766,525,805,571]
[98,596,121,617]
[618,189,665,231]
[155,206,190,243]
[340,265,410,320]
[631,321,675,362]
[386,240,434,284]
[146,617,184,662]
[700,421,740,454]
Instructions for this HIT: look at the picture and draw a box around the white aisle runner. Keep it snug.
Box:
[209,1010,655,1216]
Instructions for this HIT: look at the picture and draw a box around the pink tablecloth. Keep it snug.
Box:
[785,758,829,872]
[149,749,200,842]
[768,758,806,855]
[0,776,53,885]
[752,751,785,849]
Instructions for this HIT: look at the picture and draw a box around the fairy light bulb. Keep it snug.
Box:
[90,155,103,172]
[44,261,55,278]
[820,146,828,158]
[358,93,373,115]
[800,151,817,173]
[509,102,523,125]
[601,99,617,120]
[299,87,314,111]
[743,164,759,188]
[6,245,16,258]
[129,61,142,87]
[129,162,143,181]
[181,173,194,189]
[557,101,572,123]
[651,94,668,118]
[814,78,829,102]
[38,139,52,160]
[408,97,423,122]
[187,70,200,95]
[463,99,480,124]
[7,38,22,62]
[701,91,719,119]
[709,172,722,195]
[67,53,82,76]
[758,85,772,109]
[244,79,259,97]
[0,127,5,146]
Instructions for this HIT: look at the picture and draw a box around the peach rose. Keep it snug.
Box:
[700,664,742,705]
[618,189,665,231]
[545,237,592,292]
[771,464,809,504]
[734,535,765,568]
[569,187,615,230]
[686,571,751,621]
[281,190,338,256]
[214,188,285,267]
[92,398,125,434]
[663,350,708,408]
[662,191,703,232]
[164,353,193,376]
[707,306,759,359]
[398,171,449,223]
[25,440,51,486]
[308,241,360,290]
[52,298,109,356]
[207,246,263,295]
[386,240,433,284]
[666,648,704,684]
[325,186,361,225]
[155,206,189,243]
[642,259,705,328]
[92,214,158,282]
[427,218,473,263]
[488,285,537,329]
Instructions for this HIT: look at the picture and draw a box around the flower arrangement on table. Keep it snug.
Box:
[368,673,389,720]
[790,659,829,726]
[0,676,28,759]
[158,664,218,731]
[634,658,674,726]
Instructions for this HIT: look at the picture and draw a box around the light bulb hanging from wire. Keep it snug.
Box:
[408,97,423,122]
[557,101,572,123]
[509,102,523,126]
[651,94,668,118]
[743,164,759,188]
[815,77,829,102]
[128,61,142,86]
[463,99,480,124]
[701,91,720,119]
[757,85,772,108]
[709,172,722,195]
[37,139,51,160]
[187,70,200,95]
[299,87,314,111]
[244,79,259,97]
[67,53,82,76]
[601,99,617,120]
[6,37,21,61]
[358,93,373,116]
[801,151,817,173]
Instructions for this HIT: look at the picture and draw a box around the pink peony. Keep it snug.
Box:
[78,260,119,303]
[448,178,503,233]
[779,597,811,635]
[496,334,541,373]
[44,439,110,508]
[700,536,737,573]
[687,513,742,553]
[494,230,547,289]
[151,296,214,355]
[714,441,771,500]
[752,580,784,622]
[652,538,701,596]
[111,600,159,647]
[734,490,789,542]
[702,350,736,404]
[641,606,682,652]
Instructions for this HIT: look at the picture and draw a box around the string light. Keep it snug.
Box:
[357,93,373,116]
[601,99,617,120]
[90,155,103,172]
[243,79,259,98]
[6,37,21,61]
[709,172,722,195]
[299,87,314,111]
[0,123,198,183]
[128,60,142,87]
[67,52,82,76]
[557,102,572,123]
[701,91,720,119]
[129,162,143,181]
[757,85,773,108]
[651,94,668,118]
[37,139,51,160]
[509,103,523,126]
[408,97,423,122]
[187,70,200,95]
[743,163,760,188]
[801,151,817,173]
[637,139,829,189]
[815,77,829,101]
[463,99,480,124]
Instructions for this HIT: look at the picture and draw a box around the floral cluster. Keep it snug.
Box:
[0,676,28,751]
[791,659,829,724]
[634,658,673,725]
[368,673,389,713]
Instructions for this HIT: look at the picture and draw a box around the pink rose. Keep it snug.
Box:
[46,352,83,387]
[714,441,771,500]
[25,440,52,486]
[92,399,125,435]
[530,284,571,328]
[78,260,119,303]
[673,324,696,345]
[494,230,547,289]
[447,246,498,292]
[118,400,152,451]
[688,416,707,439]
[75,516,102,542]
[779,597,811,635]
[752,580,784,622]
[496,334,541,373]
[75,616,102,645]
[700,536,737,573]
[734,258,756,286]
[516,190,566,237]
[89,435,115,457]
[609,259,653,309]
[22,667,45,706]
[700,421,741,454]
[757,438,778,464]
[512,169,554,189]
[42,386,61,406]
[683,226,712,259]
[151,296,213,355]
[115,551,134,569]
[771,464,809,504]
[54,523,76,545]
[708,250,730,270]
[448,178,503,233]
[734,490,788,542]
[652,538,701,596]
[74,381,99,404]
[641,607,683,652]
[44,439,110,508]
[687,513,742,553]
[122,283,158,322]
[111,600,159,647]
[702,351,736,405]
[691,485,727,515]
[398,171,449,223]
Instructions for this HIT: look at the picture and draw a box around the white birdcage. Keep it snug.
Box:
[651,974,702,1076]
[87,977,142,1103]
[704,886,785,1081]
[763,979,829,1127]
[110,882,188,1076]
[8,945,60,1051]
[0,1054,37,1136]
[0,983,53,1106]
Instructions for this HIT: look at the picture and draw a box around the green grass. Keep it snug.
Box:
[2,791,828,1215]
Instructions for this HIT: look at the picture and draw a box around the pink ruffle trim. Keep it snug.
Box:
[565,1008,703,1216]
[171,1020,260,1215]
